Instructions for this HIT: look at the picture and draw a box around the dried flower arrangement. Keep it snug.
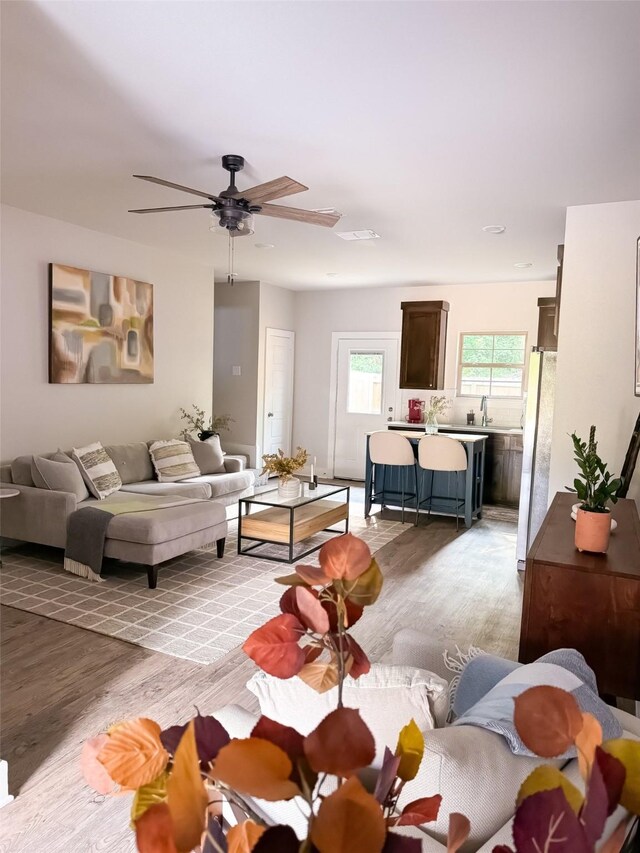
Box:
[426,395,451,419]
[179,405,234,441]
[81,533,640,852]
[261,447,309,483]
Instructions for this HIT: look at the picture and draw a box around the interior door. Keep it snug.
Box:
[263,328,295,457]
[333,337,399,480]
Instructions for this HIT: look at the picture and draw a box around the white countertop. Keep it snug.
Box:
[387,421,522,435]
[368,430,487,443]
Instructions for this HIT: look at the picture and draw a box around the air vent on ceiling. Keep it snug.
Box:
[336,229,381,241]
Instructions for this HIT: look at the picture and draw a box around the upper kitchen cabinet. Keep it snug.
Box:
[399,300,449,389]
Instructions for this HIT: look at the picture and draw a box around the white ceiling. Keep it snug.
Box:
[2,1,639,290]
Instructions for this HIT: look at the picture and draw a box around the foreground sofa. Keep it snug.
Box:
[0,441,255,587]
[211,632,640,851]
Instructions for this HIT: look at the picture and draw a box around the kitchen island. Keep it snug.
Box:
[364,430,486,528]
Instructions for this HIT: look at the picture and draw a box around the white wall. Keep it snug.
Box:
[549,200,640,503]
[0,205,215,460]
[293,279,556,475]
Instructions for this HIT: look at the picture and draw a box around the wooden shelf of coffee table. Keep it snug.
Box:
[242,500,348,545]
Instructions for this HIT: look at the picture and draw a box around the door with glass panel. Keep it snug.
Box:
[333,337,400,480]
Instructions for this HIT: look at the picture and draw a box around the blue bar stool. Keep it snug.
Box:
[368,431,418,524]
[417,435,467,530]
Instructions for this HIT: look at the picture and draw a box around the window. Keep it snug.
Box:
[458,333,527,398]
[347,351,384,414]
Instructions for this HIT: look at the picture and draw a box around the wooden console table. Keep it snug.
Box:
[519,492,640,701]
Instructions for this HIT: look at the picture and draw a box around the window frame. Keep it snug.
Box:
[456,331,528,399]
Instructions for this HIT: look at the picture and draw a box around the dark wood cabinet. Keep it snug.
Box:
[486,433,523,507]
[399,301,449,390]
[519,492,640,701]
[536,297,558,350]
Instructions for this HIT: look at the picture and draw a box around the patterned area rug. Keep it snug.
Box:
[0,512,405,665]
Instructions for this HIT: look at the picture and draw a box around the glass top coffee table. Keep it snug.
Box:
[238,483,350,563]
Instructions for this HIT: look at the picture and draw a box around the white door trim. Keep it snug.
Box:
[263,328,295,460]
[327,331,401,479]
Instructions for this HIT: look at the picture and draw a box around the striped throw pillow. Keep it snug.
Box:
[72,441,122,499]
[149,439,201,483]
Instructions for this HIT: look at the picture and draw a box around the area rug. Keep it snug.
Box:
[0,513,405,665]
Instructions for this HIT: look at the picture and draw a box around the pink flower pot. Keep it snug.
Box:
[575,507,611,553]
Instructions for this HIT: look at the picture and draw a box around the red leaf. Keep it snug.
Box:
[594,747,626,817]
[513,788,591,853]
[374,747,400,804]
[319,533,372,580]
[397,795,442,826]
[492,847,515,853]
[279,586,331,634]
[344,635,371,679]
[295,564,332,586]
[303,645,322,664]
[135,803,178,853]
[322,596,364,631]
[160,713,229,770]
[382,833,422,852]
[513,686,583,758]
[243,614,306,678]
[580,752,609,846]
[251,716,305,781]
[251,825,300,852]
[304,707,376,777]
[447,812,470,853]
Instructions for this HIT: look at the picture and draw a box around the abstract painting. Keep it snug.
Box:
[49,264,154,384]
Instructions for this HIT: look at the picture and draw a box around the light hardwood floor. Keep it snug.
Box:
[0,512,522,853]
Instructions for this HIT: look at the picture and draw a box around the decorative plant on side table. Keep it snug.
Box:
[179,405,234,441]
[80,531,640,852]
[262,446,309,498]
[424,395,451,435]
[568,425,621,554]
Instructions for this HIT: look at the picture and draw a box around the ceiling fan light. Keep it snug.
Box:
[209,212,255,237]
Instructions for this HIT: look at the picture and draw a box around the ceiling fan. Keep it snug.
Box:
[129,154,341,235]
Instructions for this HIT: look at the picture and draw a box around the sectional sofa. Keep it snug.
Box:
[0,441,256,587]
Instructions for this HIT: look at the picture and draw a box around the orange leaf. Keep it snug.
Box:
[242,614,306,678]
[513,686,583,758]
[447,812,470,853]
[319,533,372,580]
[166,720,207,853]
[211,738,301,801]
[81,734,116,795]
[135,803,178,853]
[304,708,375,777]
[310,775,386,853]
[227,820,267,853]
[575,712,603,780]
[295,564,333,586]
[297,660,339,693]
[98,718,169,789]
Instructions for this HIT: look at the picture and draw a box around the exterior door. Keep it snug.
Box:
[333,336,400,480]
[263,329,294,457]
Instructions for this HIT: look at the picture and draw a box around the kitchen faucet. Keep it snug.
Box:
[480,395,493,427]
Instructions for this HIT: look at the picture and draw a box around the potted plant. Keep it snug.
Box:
[179,405,234,441]
[569,426,621,554]
[262,446,309,498]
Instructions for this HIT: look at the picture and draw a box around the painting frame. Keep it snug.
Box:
[49,263,154,385]
[636,237,640,396]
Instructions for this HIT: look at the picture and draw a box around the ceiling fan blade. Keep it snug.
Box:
[129,204,213,213]
[232,176,308,204]
[258,203,341,227]
[133,175,221,201]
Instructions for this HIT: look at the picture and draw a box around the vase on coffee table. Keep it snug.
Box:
[278,477,301,499]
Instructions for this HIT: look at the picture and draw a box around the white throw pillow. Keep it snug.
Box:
[149,439,201,483]
[247,664,449,765]
[71,442,122,500]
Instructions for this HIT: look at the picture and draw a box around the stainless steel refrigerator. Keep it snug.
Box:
[516,349,557,570]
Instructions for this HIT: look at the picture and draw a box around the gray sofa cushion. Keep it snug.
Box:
[11,455,35,486]
[104,442,154,485]
[186,435,226,474]
[121,480,212,500]
[31,453,90,502]
[184,470,254,498]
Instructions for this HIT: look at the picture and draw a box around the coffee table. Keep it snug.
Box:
[237,483,350,563]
